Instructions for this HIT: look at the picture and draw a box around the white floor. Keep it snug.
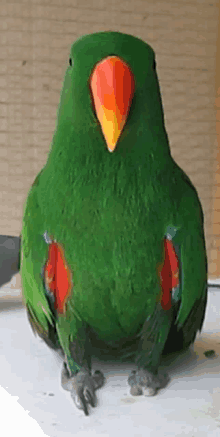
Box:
[0,287,220,437]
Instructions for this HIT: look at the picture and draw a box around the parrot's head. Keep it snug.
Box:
[56,31,169,160]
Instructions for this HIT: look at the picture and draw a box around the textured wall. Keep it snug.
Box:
[214,6,220,278]
[0,0,219,277]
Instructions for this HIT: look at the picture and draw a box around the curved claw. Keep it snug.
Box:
[85,388,96,407]
[70,371,100,415]
[72,390,92,416]
[61,364,105,415]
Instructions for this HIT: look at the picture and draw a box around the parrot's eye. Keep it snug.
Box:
[69,58,72,66]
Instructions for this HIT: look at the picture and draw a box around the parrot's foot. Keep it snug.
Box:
[61,363,105,415]
[128,369,169,396]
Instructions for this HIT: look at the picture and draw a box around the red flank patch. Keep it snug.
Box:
[44,241,72,313]
[159,238,179,311]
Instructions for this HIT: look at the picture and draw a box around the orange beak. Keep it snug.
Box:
[90,56,135,152]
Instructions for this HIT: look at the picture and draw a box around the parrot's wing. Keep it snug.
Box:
[21,181,60,351]
[162,171,207,356]
[0,235,20,288]
[174,172,207,338]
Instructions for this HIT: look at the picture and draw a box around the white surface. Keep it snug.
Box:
[208,279,220,286]
[0,289,220,436]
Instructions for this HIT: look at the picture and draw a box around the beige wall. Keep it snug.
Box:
[214,1,220,278]
[0,0,219,278]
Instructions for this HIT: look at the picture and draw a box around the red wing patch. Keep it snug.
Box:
[159,238,179,311]
[44,242,72,313]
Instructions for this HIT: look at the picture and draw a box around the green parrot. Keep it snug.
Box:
[21,31,207,415]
